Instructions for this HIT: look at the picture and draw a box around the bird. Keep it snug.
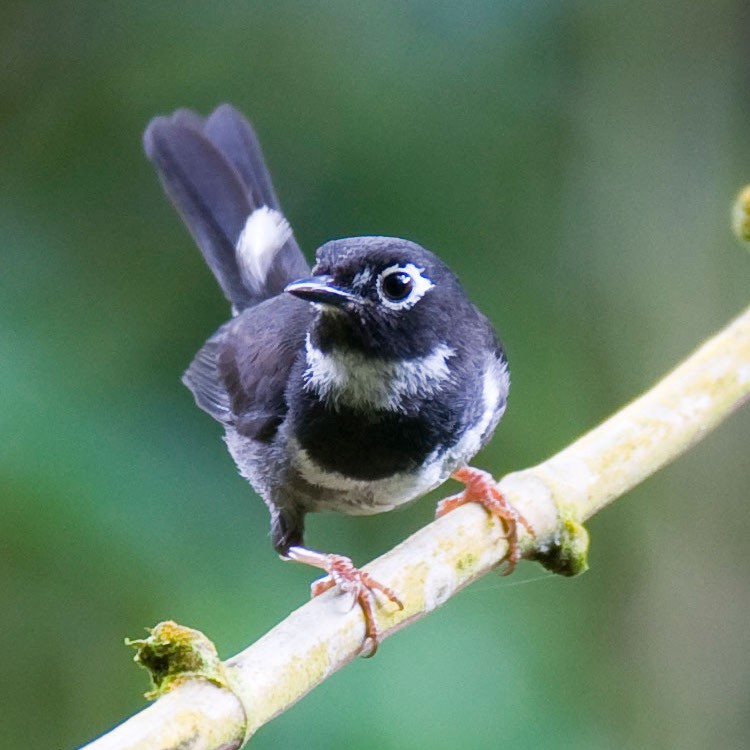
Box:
[143,104,531,654]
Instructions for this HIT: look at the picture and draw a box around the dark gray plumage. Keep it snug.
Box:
[144,104,519,652]
[144,104,308,309]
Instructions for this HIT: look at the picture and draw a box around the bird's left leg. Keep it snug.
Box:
[436,466,534,574]
[285,546,403,656]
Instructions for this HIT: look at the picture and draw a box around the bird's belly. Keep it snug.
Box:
[288,438,452,515]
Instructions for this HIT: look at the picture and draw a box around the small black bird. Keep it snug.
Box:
[144,104,529,653]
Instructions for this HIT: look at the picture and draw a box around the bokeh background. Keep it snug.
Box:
[3,1,749,748]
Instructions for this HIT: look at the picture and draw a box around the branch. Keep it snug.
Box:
[80,298,750,750]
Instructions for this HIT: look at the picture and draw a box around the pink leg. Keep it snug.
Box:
[286,547,403,656]
[436,466,534,574]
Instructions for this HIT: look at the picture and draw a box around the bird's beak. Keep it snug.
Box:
[284,276,356,307]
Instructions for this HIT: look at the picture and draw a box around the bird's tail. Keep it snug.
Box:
[144,104,310,311]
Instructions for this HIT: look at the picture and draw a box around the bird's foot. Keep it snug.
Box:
[436,466,534,574]
[286,547,403,656]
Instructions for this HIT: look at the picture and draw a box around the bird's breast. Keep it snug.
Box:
[286,434,447,515]
[286,340,509,514]
[292,398,449,481]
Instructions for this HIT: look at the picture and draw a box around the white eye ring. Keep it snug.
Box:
[376,263,434,310]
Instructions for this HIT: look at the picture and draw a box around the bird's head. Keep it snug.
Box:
[285,236,471,358]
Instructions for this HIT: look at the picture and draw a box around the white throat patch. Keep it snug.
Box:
[303,334,455,412]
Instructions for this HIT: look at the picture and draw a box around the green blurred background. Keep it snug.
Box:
[2,1,749,748]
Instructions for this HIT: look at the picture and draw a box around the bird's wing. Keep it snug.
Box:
[144,104,309,310]
[183,295,311,442]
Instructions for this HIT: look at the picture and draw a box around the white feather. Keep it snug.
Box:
[441,357,509,465]
[303,335,455,412]
[351,266,373,290]
[236,207,292,293]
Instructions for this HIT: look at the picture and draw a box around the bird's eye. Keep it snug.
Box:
[381,270,414,301]
[376,263,434,310]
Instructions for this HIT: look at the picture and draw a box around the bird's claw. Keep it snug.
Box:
[437,466,534,574]
[311,554,403,657]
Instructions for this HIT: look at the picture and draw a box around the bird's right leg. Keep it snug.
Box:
[271,508,402,655]
[284,546,403,656]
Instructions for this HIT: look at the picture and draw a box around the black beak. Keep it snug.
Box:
[285,276,356,307]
